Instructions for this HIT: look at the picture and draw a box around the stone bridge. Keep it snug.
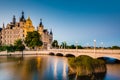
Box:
[48,49,120,60]
[0,49,120,60]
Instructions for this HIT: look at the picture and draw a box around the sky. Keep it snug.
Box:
[0,0,120,47]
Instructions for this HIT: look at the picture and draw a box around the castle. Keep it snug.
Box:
[0,11,53,49]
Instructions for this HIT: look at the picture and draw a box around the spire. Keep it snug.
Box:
[20,11,26,22]
[13,15,16,24]
[22,11,24,16]
[39,18,43,26]
[3,22,5,29]
[50,29,53,35]
[27,16,31,21]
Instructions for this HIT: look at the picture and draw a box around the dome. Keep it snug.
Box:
[26,17,33,27]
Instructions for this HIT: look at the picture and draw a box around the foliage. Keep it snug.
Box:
[68,45,83,49]
[25,31,43,49]
[14,39,25,51]
[0,46,7,51]
[60,41,67,48]
[111,46,120,49]
[69,45,76,49]
[52,40,59,48]
[68,55,106,76]
[6,45,16,52]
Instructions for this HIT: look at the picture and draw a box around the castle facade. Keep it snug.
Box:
[0,11,53,49]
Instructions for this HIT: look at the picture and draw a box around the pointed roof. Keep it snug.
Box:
[3,22,5,29]
[39,18,43,27]
[27,16,32,21]
[50,29,53,35]
[20,11,26,22]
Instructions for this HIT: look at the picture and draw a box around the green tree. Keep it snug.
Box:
[6,45,16,52]
[69,45,76,49]
[52,40,59,48]
[78,45,83,49]
[61,42,67,49]
[14,39,25,51]
[25,31,43,49]
[0,46,7,51]
[111,46,120,49]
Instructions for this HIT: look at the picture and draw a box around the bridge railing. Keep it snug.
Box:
[48,49,120,54]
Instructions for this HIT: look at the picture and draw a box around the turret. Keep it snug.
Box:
[39,19,44,27]
[26,16,33,27]
[13,15,16,25]
[20,11,26,22]
[38,19,44,35]
[50,29,53,35]
[2,23,5,29]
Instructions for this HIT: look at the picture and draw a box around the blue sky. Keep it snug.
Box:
[0,0,120,47]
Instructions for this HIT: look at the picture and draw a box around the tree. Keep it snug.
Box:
[6,45,16,52]
[25,31,43,49]
[78,45,83,49]
[61,42,67,49]
[14,39,25,51]
[69,45,76,49]
[111,46,120,49]
[52,40,59,48]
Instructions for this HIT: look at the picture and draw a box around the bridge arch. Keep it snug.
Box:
[65,54,75,57]
[78,54,94,59]
[49,52,55,56]
[78,55,93,58]
[97,57,120,63]
[96,56,120,61]
[56,53,64,56]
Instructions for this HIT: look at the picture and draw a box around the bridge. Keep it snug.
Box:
[0,49,120,60]
[48,49,120,60]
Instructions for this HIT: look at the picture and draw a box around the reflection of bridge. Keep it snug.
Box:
[0,49,120,60]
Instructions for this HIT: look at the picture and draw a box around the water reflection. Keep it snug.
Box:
[0,56,68,80]
[0,56,120,80]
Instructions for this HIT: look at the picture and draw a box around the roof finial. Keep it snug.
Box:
[3,22,5,28]
[13,15,16,24]
[22,11,24,15]
[20,11,25,22]
[50,29,53,35]
[40,18,42,22]
[40,18,43,26]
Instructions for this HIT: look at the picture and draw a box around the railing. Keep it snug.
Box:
[49,49,120,54]
[0,49,120,56]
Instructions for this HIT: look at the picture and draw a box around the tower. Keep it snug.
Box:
[2,23,5,29]
[20,11,26,22]
[49,29,53,43]
[26,16,33,27]
[13,15,16,25]
[38,19,44,35]
[50,29,53,36]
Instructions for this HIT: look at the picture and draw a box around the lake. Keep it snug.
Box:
[0,55,120,80]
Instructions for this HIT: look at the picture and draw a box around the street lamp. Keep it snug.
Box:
[101,42,103,50]
[55,43,56,49]
[64,41,66,49]
[75,41,78,54]
[64,41,66,54]
[94,40,96,54]
[86,43,89,49]
[75,41,78,50]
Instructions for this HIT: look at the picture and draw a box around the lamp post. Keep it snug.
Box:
[86,43,89,49]
[64,41,66,54]
[94,40,96,54]
[101,42,103,50]
[55,43,56,49]
[75,41,78,53]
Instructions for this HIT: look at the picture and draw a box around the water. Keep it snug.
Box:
[0,55,120,80]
